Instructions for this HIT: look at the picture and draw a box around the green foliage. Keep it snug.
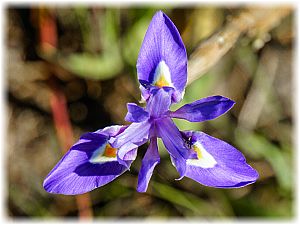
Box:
[59,9,123,80]
[235,129,292,192]
[7,6,293,219]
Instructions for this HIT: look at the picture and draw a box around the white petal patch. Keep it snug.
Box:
[187,142,217,168]
[153,61,173,88]
[89,143,118,164]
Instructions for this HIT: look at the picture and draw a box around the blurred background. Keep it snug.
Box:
[5,5,294,219]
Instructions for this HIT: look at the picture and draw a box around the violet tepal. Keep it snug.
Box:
[43,11,258,195]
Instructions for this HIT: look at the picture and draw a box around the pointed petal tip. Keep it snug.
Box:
[43,175,71,195]
[218,167,259,188]
[171,95,236,122]
[207,95,236,105]
[154,10,163,17]
[42,178,50,192]
[43,160,131,195]
[226,97,236,107]
[137,138,160,193]
[179,130,259,189]
[43,127,135,196]
[137,10,187,100]
[43,179,89,195]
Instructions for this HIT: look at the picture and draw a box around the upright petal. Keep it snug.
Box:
[156,118,191,178]
[43,126,136,195]
[181,131,259,188]
[125,103,149,123]
[137,138,160,192]
[137,11,187,103]
[113,120,151,161]
[170,96,235,122]
[146,87,173,118]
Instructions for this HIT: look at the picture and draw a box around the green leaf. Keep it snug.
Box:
[59,9,123,80]
[59,52,123,80]
[151,181,227,216]
[235,129,292,192]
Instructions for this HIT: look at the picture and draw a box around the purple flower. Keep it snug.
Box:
[43,11,258,195]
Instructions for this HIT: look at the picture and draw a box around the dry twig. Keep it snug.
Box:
[187,7,292,85]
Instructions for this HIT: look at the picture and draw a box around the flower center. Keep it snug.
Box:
[153,61,172,88]
[155,75,169,88]
[103,144,117,157]
[186,142,217,168]
[89,143,118,164]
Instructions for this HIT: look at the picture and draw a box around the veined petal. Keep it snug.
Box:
[125,103,149,123]
[137,11,187,103]
[146,87,173,118]
[156,118,190,178]
[43,126,136,195]
[182,131,259,188]
[139,84,151,102]
[170,96,235,122]
[113,120,151,161]
[97,125,127,137]
[137,138,160,192]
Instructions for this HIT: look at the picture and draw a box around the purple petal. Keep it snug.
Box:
[170,96,235,122]
[139,84,151,102]
[43,126,136,195]
[146,87,173,118]
[182,131,259,188]
[137,11,187,103]
[96,125,127,137]
[113,120,151,161]
[156,118,190,178]
[137,138,160,192]
[125,103,149,123]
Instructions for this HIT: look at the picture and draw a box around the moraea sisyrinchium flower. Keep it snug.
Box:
[43,11,258,195]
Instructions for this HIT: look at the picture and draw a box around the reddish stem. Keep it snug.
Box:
[49,82,93,219]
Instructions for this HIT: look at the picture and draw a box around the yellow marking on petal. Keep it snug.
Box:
[104,144,117,158]
[153,60,173,88]
[187,142,217,168]
[193,145,203,159]
[155,75,170,87]
[89,143,118,164]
